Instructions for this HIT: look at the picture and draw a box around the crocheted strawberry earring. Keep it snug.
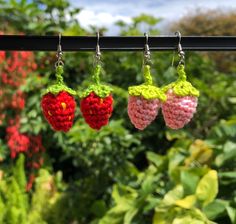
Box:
[161,31,199,129]
[80,32,113,130]
[41,34,76,132]
[128,33,166,130]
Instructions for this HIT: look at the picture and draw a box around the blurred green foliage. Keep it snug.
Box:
[0,0,236,224]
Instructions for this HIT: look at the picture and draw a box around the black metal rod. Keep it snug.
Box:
[1,35,236,51]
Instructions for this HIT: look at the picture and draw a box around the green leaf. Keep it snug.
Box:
[180,169,200,195]
[215,141,236,166]
[172,216,204,224]
[0,195,5,223]
[144,197,161,212]
[218,171,236,185]
[90,200,107,218]
[153,210,170,224]
[141,174,156,196]
[203,200,227,220]
[165,130,188,141]
[13,154,27,190]
[163,185,184,205]
[196,170,218,206]
[175,195,196,209]
[98,205,127,224]
[226,206,236,224]
[112,185,137,204]
[124,207,138,224]
[146,152,166,169]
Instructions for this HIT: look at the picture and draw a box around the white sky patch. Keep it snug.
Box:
[77,9,132,29]
[72,0,236,34]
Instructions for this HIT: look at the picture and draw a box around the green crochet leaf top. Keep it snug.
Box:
[80,64,112,98]
[128,65,166,101]
[44,65,76,96]
[162,64,200,97]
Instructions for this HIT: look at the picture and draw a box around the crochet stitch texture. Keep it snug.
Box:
[41,91,76,132]
[162,65,199,129]
[128,65,166,130]
[80,64,113,130]
[41,65,76,132]
[128,96,161,130]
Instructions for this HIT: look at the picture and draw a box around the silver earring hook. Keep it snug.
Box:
[143,32,151,65]
[96,31,99,47]
[95,31,101,64]
[55,33,64,67]
[59,33,61,46]
[145,32,148,45]
[175,31,185,65]
[175,31,181,47]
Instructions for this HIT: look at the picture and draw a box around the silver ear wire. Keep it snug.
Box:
[95,31,101,64]
[55,33,64,67]
[143,32,151,65]
[175,31,185,65]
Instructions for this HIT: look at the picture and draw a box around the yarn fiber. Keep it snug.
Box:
[80,64,113,130]
[162,64,199,129]
[80,92,113,130]
[41,91,76,132]
[128,96,161,130]
[128,65,166,130]
[41,65,76,132]
[162,89,198,129]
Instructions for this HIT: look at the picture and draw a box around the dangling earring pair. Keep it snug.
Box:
[41,32,113,132]
[128,32,199,130]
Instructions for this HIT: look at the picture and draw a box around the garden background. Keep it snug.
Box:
[0,0,236,223]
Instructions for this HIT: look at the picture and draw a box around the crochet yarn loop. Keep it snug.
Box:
[177,64,187,81]
[80,64,112,99]
[128,65,166,101]
[143,64,153,85]
[44,65,76,96]
[162,64,199,97]
[55,65,64,84]
[92,64,101,85]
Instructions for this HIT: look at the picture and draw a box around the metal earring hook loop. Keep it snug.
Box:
[175,31,185,65]
[145,32,148,45]
[59,33,61,46]
[57,33,62,57]
[96,31,99,48]
[95,31,101,64]
[55,33,64,67]
[175,31,181,48]
[143,32,151,65]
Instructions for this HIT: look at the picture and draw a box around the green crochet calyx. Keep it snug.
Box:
[80,64,112,98]
[128,65,166,101]
[162,64,200,97]
[44,65,76,96]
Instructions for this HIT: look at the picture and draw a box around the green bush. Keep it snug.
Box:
[0,0,236,224]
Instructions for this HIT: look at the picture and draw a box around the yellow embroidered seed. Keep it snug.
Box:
[68,116,71,121]
[48,111,52,116]
[100,98,103,104]
[61,102,67,110]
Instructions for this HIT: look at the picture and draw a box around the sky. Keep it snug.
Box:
[72,0,236,34]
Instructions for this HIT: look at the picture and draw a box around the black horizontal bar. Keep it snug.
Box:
[1,35,236,51]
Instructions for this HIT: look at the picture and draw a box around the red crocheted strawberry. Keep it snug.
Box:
[128,65,166,130]
[161,65,199,129]
[41,65,76,132]
[80,64,113,130]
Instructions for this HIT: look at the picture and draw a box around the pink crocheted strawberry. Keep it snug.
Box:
[161,64,199,129]
[80,64,113,130]
[128,65,166,130]
[41,65,76,132]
